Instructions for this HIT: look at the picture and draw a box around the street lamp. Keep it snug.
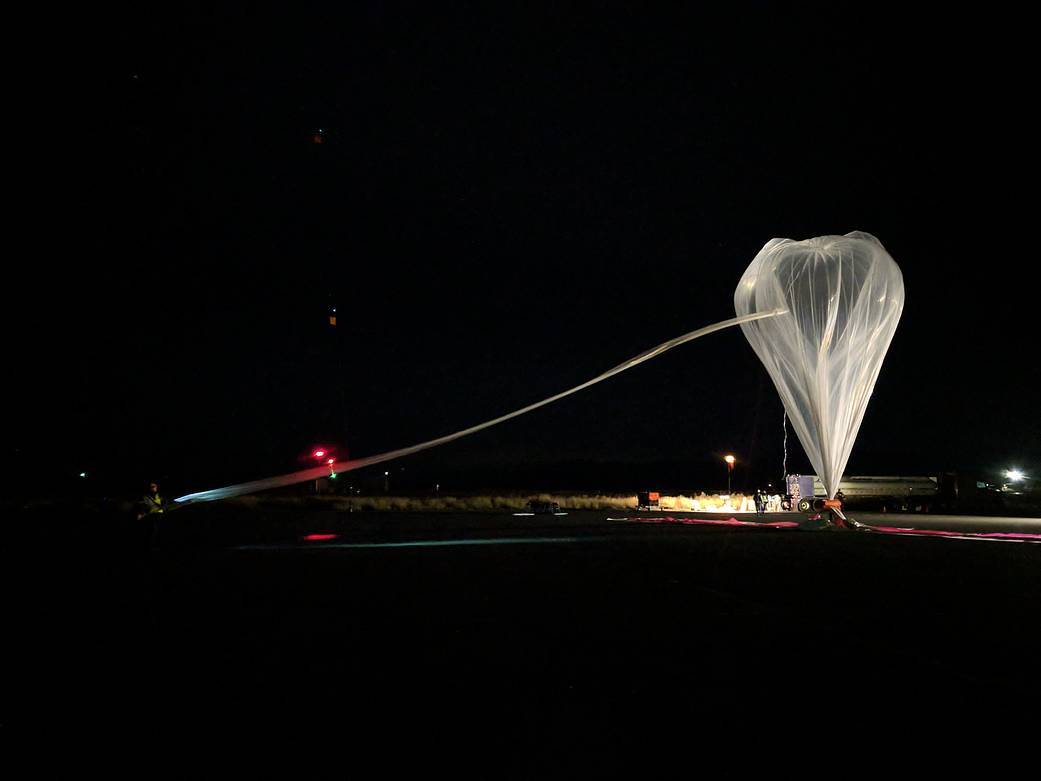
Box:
[724,454,736,494]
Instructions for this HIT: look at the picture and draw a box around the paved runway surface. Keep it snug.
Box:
[18,505,1040,767]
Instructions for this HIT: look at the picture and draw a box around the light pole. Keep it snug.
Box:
[724,454,735,494]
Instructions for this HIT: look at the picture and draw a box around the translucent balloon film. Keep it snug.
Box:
[734,232,904,498]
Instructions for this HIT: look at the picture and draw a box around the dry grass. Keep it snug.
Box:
[222,491,772,513]
[225,493,636,512]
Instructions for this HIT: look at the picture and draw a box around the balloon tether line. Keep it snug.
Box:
[173,309,787,507]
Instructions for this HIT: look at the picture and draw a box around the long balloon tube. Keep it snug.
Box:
[172,308,787,507]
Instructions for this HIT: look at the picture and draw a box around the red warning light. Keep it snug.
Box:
[312,449,326,459]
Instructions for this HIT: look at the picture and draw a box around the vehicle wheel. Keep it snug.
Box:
[797,498,812,512]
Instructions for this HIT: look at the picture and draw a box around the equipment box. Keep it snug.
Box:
[637,491,661,510]
[785,474,817,511]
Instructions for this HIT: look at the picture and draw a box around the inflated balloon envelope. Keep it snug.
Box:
[734,231,904,499]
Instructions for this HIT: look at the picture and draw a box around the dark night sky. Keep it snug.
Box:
[12,3,1039,498]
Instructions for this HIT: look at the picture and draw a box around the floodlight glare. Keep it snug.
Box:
[1005,469,1025,482]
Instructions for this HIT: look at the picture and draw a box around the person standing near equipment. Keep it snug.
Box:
[137,481,165,547]
[753,488,767,517]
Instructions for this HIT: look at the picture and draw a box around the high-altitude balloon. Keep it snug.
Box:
[734,231,904,498]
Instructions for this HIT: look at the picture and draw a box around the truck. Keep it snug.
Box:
[635,473,1015,517]
[787,473,1021,515]
[785,474,939,513]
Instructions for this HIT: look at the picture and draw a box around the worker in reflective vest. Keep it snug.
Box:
[137,481,165,520]
[138,481,165,548]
